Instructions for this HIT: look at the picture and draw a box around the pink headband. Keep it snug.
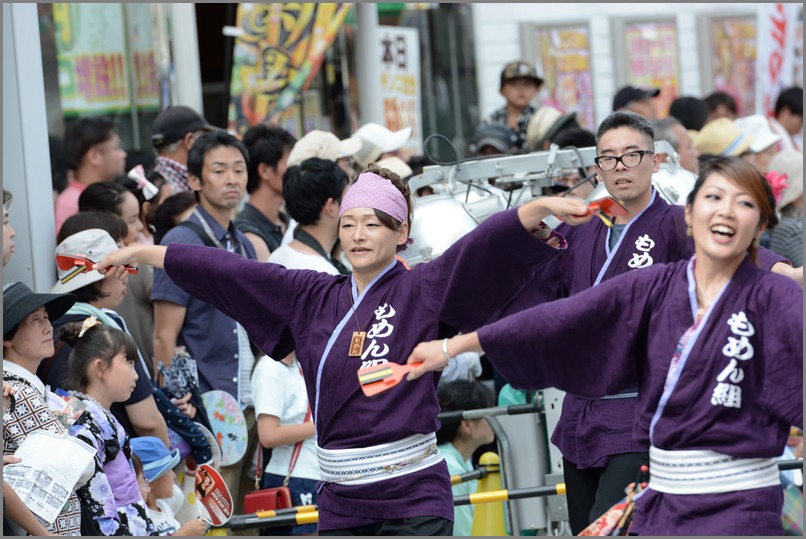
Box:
[338,172,409,225]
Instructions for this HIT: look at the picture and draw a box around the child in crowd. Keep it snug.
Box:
[61,317,155,536]
[436,381,496,536]
[131,436,206,536]
[251,353,319,536]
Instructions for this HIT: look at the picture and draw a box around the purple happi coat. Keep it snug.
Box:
[502,190,788,468]
[163,209,565,530]
[477,256,802,535]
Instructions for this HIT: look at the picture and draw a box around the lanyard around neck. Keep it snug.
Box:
[294,228,351,275]
[193,208,246,256]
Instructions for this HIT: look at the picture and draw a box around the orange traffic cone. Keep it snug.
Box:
[471,452,507,536]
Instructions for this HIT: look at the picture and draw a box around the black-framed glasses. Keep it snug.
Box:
[594,150,654,171]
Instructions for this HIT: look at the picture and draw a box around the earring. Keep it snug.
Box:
[685,225,692,237]
[752,238,759,248]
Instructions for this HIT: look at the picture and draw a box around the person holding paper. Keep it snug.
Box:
[3,282,84,535]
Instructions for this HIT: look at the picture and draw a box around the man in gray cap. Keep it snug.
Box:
[151,105,216,194]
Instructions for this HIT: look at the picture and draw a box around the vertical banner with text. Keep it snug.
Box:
[228,3,351,136]
[378,25,423,157]
[756,3,799,117]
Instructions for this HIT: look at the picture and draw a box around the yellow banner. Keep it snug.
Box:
[228,3,352,135]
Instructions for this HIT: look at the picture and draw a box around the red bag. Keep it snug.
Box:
[243,406,311,514]
[243,484,293,513]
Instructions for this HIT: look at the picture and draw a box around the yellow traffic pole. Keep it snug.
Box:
[471,452,507,536]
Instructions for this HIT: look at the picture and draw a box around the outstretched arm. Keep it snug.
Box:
[94,244,167,272]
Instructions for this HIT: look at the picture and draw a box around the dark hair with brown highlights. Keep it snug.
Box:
[686,156,778,263]
[60,319,139,392]
[363,163,414,253]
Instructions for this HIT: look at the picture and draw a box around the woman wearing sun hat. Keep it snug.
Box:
[693,117,755,166]
[3,281,84,535]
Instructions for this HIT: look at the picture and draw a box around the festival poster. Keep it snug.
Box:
[756,3,800,117]
[709,16,757,116]
[623,21,679,118]
[378,25,423,157]
[52,3,131,115]
[533,25,595,131]
[227,3,351,135]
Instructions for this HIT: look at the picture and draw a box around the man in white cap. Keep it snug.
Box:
[353,122,413,170]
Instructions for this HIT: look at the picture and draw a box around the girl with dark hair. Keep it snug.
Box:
[145,191,197,246]
[408,156,802,536]
[79,181,144,247]
[60,317,155,536]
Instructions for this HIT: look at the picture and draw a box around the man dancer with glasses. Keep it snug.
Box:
[499,111,796,534]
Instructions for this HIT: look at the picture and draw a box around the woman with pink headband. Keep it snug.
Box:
[95,164,593,535]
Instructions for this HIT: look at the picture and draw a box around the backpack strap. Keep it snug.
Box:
[175,221,218,248]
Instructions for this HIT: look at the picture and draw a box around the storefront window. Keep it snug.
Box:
[38,3,164,190]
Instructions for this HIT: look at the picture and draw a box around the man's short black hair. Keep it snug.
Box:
[187,130,250,181]
[704,91,738,116]
[595,111,655,150]
[775,86,803,117]
[669,96,710,131]
[283,157,348,226]
[242,125,297,194]
[64,118,117,171]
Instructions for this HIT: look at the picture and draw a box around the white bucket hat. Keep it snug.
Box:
[52,228,119,294]
[734,114,782,153]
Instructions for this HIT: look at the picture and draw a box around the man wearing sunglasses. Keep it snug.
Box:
[496,111,796,534]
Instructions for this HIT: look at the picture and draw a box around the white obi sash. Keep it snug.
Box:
[648,446,780,495]
[317,432,443,486]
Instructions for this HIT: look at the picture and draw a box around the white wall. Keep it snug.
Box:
[472,3,761,129]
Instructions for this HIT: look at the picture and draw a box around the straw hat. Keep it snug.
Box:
[526,107,578,150]
[694,118,754,156]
